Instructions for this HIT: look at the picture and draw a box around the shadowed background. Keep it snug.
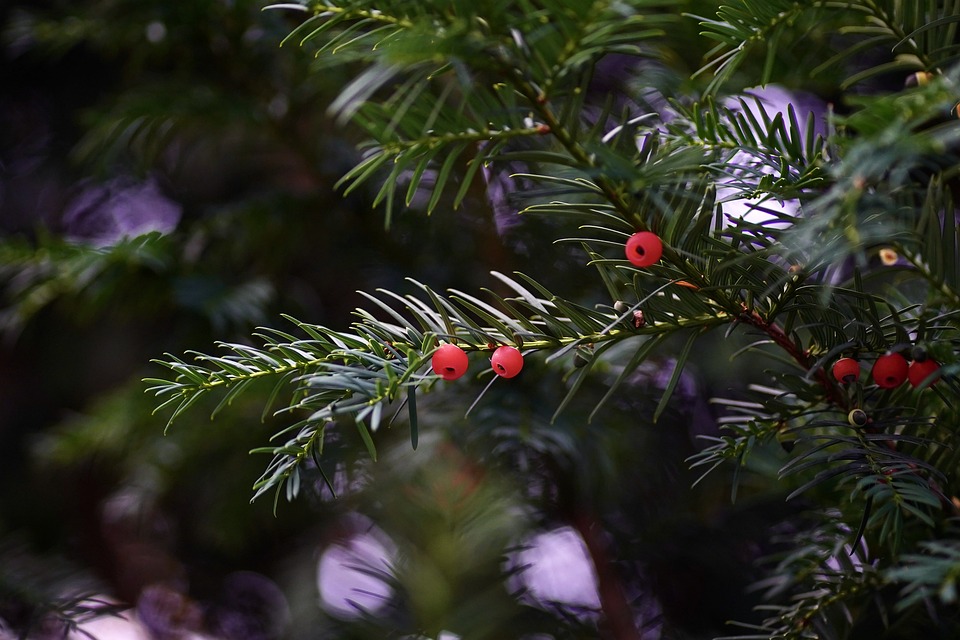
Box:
[0,2,818,638]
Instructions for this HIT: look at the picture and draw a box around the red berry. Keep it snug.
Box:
[490,345,523,378]
[431,344,468,381]
[908,359,940,388]
[871,353,908,389]
[625,232,663,268]
[832,357,860,384]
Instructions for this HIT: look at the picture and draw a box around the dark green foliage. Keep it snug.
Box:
[6,0,960,638]
[147,1,960,636]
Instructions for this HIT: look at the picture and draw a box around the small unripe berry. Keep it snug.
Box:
[431,344,469,381]
[625,232,663,268]
[872,353,908,389]
[878,247,898,266]
[848,408,868,427]
[490,345,523,378]
[904,71,934,88]
[908,358,940,388]
[832,358,860,384]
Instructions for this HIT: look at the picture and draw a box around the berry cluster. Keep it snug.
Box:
[831,351,940,390]
[830,351,941,428]
[430,343,524,381]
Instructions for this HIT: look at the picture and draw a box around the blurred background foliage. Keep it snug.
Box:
[0,0,926,638]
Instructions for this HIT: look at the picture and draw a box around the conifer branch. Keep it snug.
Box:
[739,307,848,410]
[135,2,960,635]
[146,273,733,501]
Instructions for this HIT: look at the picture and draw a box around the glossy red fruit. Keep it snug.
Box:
[625,232,663,268]
[490,345,523,378]
[908,358,940,388]
[432,344,469,381]
[871,353,908,389]
[832,357,860,384]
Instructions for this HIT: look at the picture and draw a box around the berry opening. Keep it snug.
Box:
[624,232,663,268]
[490,345,523,378]
[432,343,469,380]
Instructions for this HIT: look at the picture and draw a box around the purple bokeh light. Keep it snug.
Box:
[509,527,602,611]
[62,176,181,247]
[317,525,397,619]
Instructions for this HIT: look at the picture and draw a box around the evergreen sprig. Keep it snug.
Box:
[147,271,734,504]
[268,0,678,225]
[888,535,960,611]
[695,0,960,92]
[0,232,172,336]
[141,0,960,636]
[148,0,960,524]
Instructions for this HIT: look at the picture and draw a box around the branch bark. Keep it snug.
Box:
[570,509,641,640]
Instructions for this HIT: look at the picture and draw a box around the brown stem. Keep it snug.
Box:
[739,309,849,411]
[570,510,641,640]
[740,311,959,511]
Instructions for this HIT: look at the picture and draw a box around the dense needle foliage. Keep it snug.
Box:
[5,0,960,638]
